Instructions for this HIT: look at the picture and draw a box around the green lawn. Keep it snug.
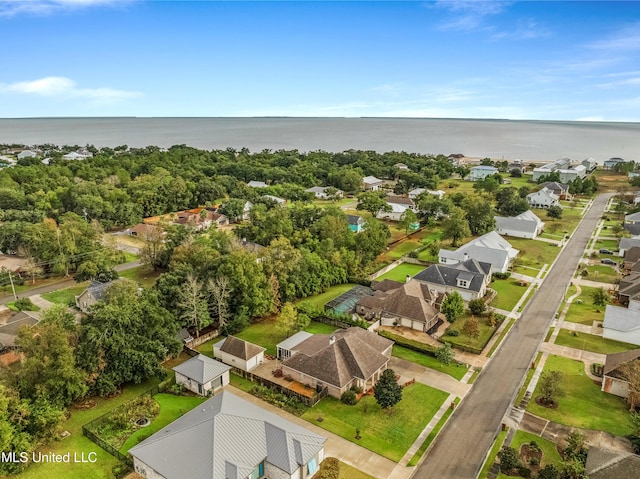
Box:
[515,352,543,405]
[120,393,206,453]
[201,319,340,357]
[302,383,448,462]
[117,265,162,288]
[121,251,139,263]
[16,379,161,479]
[507,237,562,273]
[337,460,376,479]
[296,283,358,309]
[582,264,619,284]
[375,263,426,283]
[554,329,638,355]
[41,283,88,306]
[594,239,619,251]
[490,279,529,311]
[387,239,421,260]
[564,285,606,325]
[497,430,563,478]
[443,314,501,354]
[392,345,468,380]
[486,318,516,358]
[478,428,509,479]
[537,207,583,239]
[527,355,632,437]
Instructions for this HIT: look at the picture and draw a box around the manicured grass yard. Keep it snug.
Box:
[197,319,340,357]
[386,239,421,259]
[120,393,206,453]
[302,383,448,462]
[554,329,638,355]
[594,239,619,251]
[537,207,583,240]
[496,430,563,478]
[443,314,501,354]
[490,278,530,311]
[118,265,162,288]
[564,285,606,325]
[42,283,88,306]
[507,237,562,274]
[582,264,619,284]
[16,379,161,479]
[392,345,468,380]
[296,283,358,309]
[526,355,632,437]
[375,263,426,283]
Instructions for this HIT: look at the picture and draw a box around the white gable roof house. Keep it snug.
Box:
[526,187,559,209]
[603,299,640,347]
[439,231,519,273]
[247,180,268,188]
[495,210,544,239]
[468,165,498,180]
[172,354,231,396]
[362,175,384,191]
[408,188,445,200]
[129,391,326,479]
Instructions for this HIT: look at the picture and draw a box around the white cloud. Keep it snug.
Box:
[433,0,510,32]
[492,18,551,40]
[588,22,640,51]
[575,116,604,122]
[0,0,123,17]
[597,77,640,89]
[0,76,142,103]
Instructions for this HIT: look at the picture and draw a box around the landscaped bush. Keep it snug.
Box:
[248,384,307,416]
[590,363,604,377]
[377,330,439,357]
[341,390,357,405]
[445,328,460,337]
[314,457,340,479]
[350,385,362,394]
[14,297,37,311]
[492,272,511,280]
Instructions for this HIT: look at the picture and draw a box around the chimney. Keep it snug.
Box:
[463,253,469,262]
[406,274,411,283]
[329,335,336,345]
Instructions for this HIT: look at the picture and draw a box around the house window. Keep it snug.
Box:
[307,457,318,475]
[247,462,264,479]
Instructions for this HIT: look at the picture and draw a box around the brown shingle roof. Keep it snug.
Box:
[219,336,265,360]
[372,279,404,292]
[386,196,415,206]
[282,328,392,388]
[603,349,640,378]
[625,247,640,264]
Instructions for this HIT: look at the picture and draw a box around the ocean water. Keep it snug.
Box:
[0,117,638,162]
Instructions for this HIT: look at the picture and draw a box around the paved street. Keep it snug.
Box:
[414,193,613,479]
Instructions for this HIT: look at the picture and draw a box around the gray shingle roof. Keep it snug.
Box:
[346,214,364,225]
[620,238,640,252]
[603,305,640,332]
[217,336,265,360]
[282,328,392,388]
[129,391,325,479]
[172,354,231,385]
[413,259,490,293]
[586,446,640,479]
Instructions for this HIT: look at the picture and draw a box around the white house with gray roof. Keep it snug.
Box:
[129,391,326,479]
[603,300,640,346]
[468,165,498,181]
[438,231,518,273]
[413,258,492,301]
[172,354,231,396]
[362,175,384,191]
[526,187,560,209]
[305,186,343,199]
[494,210,544,239]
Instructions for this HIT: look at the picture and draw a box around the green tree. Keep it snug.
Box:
[219,198,247,222]
[463,196,495,235]
[398,209,418,235]
[538,464,559,479]
[276,302,298,337]
[436,342,454,365]
[547,205,563,219]
[591,287,609,307]
[619,359,640,411]
[356,191,390,217]
[355,218,391,266]
[539,370,564,406]
[497,446,522,471]
[374,368,403,410]
[208,276,232,332]
[441,291,465,323]
[441,206,470,247]
[461,316,480,341]
[468,299,486,315]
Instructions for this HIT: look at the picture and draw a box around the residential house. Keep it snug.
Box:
[305,186,343,199]
[468,165,498,181]
[362,175,384,191]
[394,162,410,171]
[526,187,560,209]
[176,328,193,344]
[127,223,160,240]
[585,446,640,479]
[531,157,571,182]
[356,279,443,333]
[617,273,640,306]
[347,214,365,233]
[558,164,587,183]
[619,238,640,257]
[412,258,492,302]
[263,194,286,206]
[129,391,326,479]
[242,200,253,221]
[408,188,445,200]
[377,196,416,222]
[75,280,118,313]
[622,247,640,271]
[603,300,640,346]
[17,150,37,159]
[623,222,640,236]
[247,180,268,188]
[604,157,627,169]
[629,171,640,181]
[277,331,313,361]
[324,285,376,316]
[538,181,571,200]
[582,158,597,172]
[0,311,39,348]
[438,231,518,273]
[625,212,640,224]
[62,151,92,160]
[279,327,393,398]
[601,349,640,399]
[494,210,544,239]
[508,160,526,175]
[172,354,231,396]
[213,336,265,372]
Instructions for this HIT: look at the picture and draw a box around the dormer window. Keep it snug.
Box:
[457,279,469,288]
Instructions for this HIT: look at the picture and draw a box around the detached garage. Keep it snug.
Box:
[172,354,231,396]
[213,336,265,372]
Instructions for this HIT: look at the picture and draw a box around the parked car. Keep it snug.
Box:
[599,248,614,254]
[601,258,618,266]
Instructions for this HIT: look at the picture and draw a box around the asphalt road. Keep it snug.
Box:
[0,261,142,305]
[414,194,613,479]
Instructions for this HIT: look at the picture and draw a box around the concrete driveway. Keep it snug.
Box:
[390,357,471,398]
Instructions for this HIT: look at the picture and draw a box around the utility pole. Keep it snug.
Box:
[8,271,17,301]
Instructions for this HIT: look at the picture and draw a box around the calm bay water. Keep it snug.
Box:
[0,117,638,162]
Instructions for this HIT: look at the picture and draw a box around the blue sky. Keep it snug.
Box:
[1,0,639,121]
